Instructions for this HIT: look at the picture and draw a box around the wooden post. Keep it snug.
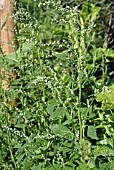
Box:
[0,0,16,104]
[1,0,14,54]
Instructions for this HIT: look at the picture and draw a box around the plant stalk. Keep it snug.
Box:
[78,58,83,142]
[7,129,16,169]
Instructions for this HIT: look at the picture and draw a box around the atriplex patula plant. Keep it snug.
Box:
[1,1,114,169]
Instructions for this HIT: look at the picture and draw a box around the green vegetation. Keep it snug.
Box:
[1,0,114,169]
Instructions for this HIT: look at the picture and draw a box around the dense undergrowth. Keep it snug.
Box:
[1,0,114,169]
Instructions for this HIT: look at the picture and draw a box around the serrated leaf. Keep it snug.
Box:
[99,160,114,170]
[87,125,98,140]
[93,145,114,157]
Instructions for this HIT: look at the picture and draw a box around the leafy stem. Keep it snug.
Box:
[7,129,16,169]
[78,58,82,143]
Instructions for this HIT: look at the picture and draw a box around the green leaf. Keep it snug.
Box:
[63,162,75,170]
[49,151,54,156]
[77,162,90,170]
[5,53,18,62]
[81,3,101,22]
[59,147,71,153]
[15,124,26,128]
[16,153,26,164]
[99,160,114,170]
[1,19,6,30]
[96,84,114,109]
[23,161,33,170]
[32,165,41,170]
[87,125,98,140]
[14,144,22,149]
[48,164,61,170]
[50,107,66,119]
[50,124,73,137]
[81,107,89,120]
[63,120,72,125]
[78,71,83,81]
[53,164,62,170]
[93,145,114,157]
[90,48,114,61]
[47,99,58,114]
[55,52,69,61]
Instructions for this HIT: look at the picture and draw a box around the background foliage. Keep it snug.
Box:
[1,0,114,169]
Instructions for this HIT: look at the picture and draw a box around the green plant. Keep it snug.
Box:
[1,1,114,169]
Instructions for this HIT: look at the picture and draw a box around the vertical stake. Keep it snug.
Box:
[0,0,16,105]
